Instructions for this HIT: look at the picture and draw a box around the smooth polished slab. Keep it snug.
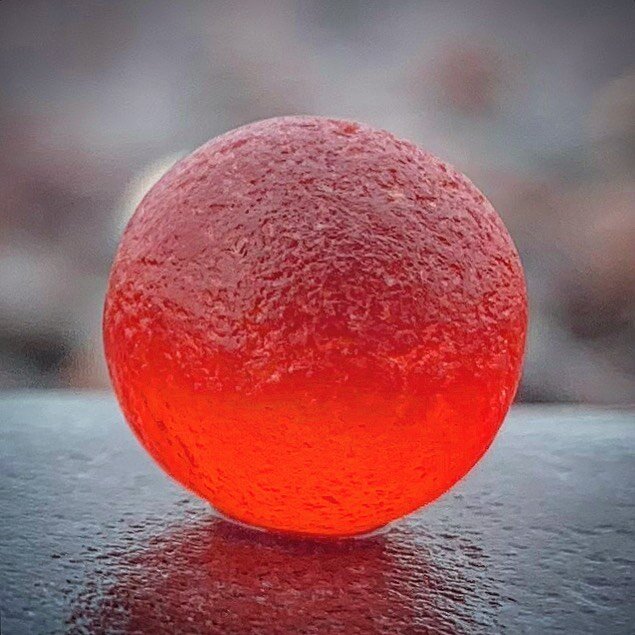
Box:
[1,393,633,634]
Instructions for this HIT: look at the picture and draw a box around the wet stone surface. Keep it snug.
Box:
[1,393,633,634]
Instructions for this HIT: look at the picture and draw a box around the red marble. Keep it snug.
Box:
[103,116,527,536]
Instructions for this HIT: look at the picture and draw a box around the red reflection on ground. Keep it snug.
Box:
[68,517,500,634]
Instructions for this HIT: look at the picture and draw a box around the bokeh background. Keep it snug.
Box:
[1,0,633,403]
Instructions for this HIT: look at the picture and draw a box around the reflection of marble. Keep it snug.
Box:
[1,396,633,633]
[68,516,497,634]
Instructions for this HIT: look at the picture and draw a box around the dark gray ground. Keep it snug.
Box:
[1,393,633,634]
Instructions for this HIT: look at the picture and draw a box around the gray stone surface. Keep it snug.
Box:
[1,392,633,634]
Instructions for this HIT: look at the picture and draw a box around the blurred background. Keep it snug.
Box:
[0,0,633,403]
